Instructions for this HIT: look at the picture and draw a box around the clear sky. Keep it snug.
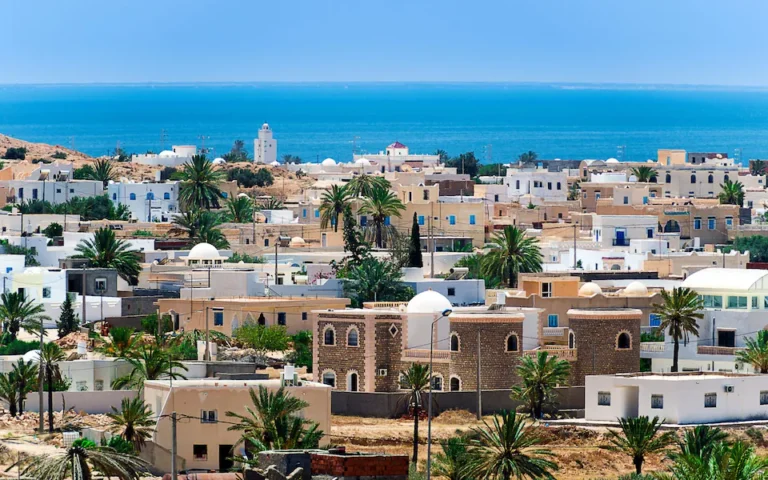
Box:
[4,0,768,86]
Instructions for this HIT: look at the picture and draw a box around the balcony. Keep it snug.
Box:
[640,342,666,353]
[697,345,743,356]
[403,349,450,361]
[362,302,408,309]
[524,345,577,362]
[612,238,630,246]
[543,327,568,337]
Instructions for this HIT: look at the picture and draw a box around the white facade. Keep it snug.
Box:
[352,142,440,173]
[132,145,196,167]
[504,167,568,204]
[590,172,629,183]
[108,182,179,222]
[591,214,658,249]
[254,123,277,165]
[586,373,768,424]
[403,279,486,306]
[260,209,295,224]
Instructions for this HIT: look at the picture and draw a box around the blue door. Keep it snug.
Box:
[615,229,626,246]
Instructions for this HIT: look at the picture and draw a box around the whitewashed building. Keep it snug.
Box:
[108,181,180,222]
[2,163,103,204]
[254,123,277,165]
[132,145,196,168]
[504,167,568,204]
[591,214,658,249]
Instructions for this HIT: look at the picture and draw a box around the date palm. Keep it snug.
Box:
[171,210,229,249]
[319,184,351,232]
[100,327,139,358]
[89,158,117,188]
[359,185,405,248]
[662,440,768,480]
[0,290,49,341]
[40,342,66,432]
[517,151,538,164]
[261,196,284,210]
[433,436,470,480]
[751,159,766,176]
[22,444,151,480]
[179,154,224,210]
[399,363,431,465]
[481,226,542,287]
[0,372,19,416]
[224,195,254,223]
[346,173,390,198]
[75,227,142,285]
[107,396,156,452]
[718,179,745,206]
[736,330,768,373]
[10,359,38,415]
[112,344,188,390]
[511,351,571,419]
[630,166,658,183]
[466,410,558,480]
[670,425,729,462]
[604,416,675,475]
[652,287,703,373]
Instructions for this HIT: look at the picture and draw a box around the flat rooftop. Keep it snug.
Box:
[145,379,328,389]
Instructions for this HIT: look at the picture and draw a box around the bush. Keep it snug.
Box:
[3,147,27,160]
[227,167,273,188]
[225,252,266,263]
[103,435,134,454]
[170,338,198,361]
[72,438,97,449]
[73,165,95,180]
[42,222,63,238]
[141,313,173,334]
[640,331,663,342]
[52,151,67,159]
[286,331,312,372]
[0,339,39,355]
[133,230,154,237]
[31,158,51,164]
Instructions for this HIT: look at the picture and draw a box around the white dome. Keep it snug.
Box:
[23,350,40,364]
[623,281,649,296]
[606,158,619,164]
[355,158,371,165]
[578,282,603,297]
[270,161,280,166]
[23,267,46,275]
[407,290,452,315]
[187,242,220,260]
[261,123,270,130]
[237,193,250,198]
[158,150,175,157]
[321,158,337,167]
[290,236,306,245]
[212,158,226,165]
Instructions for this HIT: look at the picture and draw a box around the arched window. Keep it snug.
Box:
[569,331,576,349]
[724,174,730,182]
[431,375,443,391]
[708,174,714,184]
[450,333,460,352]
[112,193,117,201]
[450,376,461,392]
[146,192,154,200]
[164,192,171,200]
[515,180,520,189]
[347,327,359,347]
[323,326,336,346]
[556,182,561,190]
[347,371,358,392]
[617,332,631,350]
[322,371,336,388]
[257,313,266,326]
[129,193,136,200]
[231,316,240,332]
[690,174,696,184]
[505,333,519,352]
[665,173,671,183]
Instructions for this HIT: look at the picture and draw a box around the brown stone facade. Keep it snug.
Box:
[449,316,524,391]
[315,316,368,392]
[568,309,641,385]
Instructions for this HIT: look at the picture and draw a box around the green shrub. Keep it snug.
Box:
[141,313,173,334]
[641,331,664,342]
[0,339,39,355]
[133,230,155,237]
[3,147,27,160]
[225,252,266,263]
[42,222,63,238]
[286,331,312,372]
[72,438,97,449]
[103,435,134,454]
[52,151,67,159]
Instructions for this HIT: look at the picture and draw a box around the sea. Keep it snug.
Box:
[2,83,768,163]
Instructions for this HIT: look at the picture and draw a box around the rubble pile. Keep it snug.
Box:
[53,332,91,350]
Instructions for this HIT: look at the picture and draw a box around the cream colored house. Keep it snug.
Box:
[143,378,331,472]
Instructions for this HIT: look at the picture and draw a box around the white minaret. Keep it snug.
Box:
[254,122,277,164]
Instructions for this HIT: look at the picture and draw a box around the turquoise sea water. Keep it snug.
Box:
[2,83,768,163]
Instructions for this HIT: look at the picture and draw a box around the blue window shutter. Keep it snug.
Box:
[418,215,425,226]
[384,216,391,226]
[469,215,476,225]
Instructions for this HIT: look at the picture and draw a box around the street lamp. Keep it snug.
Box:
[426,307,453,480]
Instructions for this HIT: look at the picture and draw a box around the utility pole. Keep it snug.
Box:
[160,129,167,151]
[171,411,178,480]
[204,303,210,361]
[274,240,279,284]
[573,224,577,269]
[430,203,435,278]
[38,325,44,433]
[81,267,87,325]
[476,329,482,420]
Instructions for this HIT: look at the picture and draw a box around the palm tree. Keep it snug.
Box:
[107,396,156,452]
[90,158,117,188]
[630,166,658,183]
[663,440,768,480]
[22,444,151,480]
[226,386,321,453]
[100,327,139,358]
[10,359,38,415]
[481,226,543,287]
[511,351,571,419]
[171,210,230,249]
[718,179,745,206]
[399,363,431,465]
[466,410,558,480]
[319,185,351,232]
[75,227,142,285]
[604,416,675,475]
[751,159,766,176]
[0,372,19,416]
[518,151,538,165]
[359,185,405,248]
[342,257,412,308]
[432,437,470,480]
[112,344,188,390]
[261,196,284,210]
[170,209,201,239]
[0,291,49,341]
[223,195,254,223]
[179,154,224,210]
[737,330,768,373]
[670,425,729,462]
[346,173,390,198]
[40,342,66,432]
[652,287,703,373]
[567,181,581,201]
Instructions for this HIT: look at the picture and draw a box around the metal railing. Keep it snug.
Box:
[612,238,630,246]
[640,342,666,353]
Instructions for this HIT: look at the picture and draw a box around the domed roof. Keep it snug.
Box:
[23,267,46,275]
[407,290,452,315]
[290,236,306,245]
[158,150,175,157]
[270,161,280,166]
[623,281,648,296]
[261,123,270,130]
[355,157,371,165]
[606,158,620,164]
[212,158,226,165]
[237,193,250,198]
[187,243,221,260]
[578,282,603,297]
[321,158,337,167]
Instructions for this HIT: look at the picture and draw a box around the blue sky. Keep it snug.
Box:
[4,0,768,85]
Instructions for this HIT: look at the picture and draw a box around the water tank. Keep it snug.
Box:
[77,341,87,355]
[63,431,80,447]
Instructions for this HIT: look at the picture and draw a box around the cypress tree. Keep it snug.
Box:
[408,213,423,268]
[57,293,79,338]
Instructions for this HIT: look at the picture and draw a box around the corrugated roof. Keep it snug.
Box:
[682,268,768,292]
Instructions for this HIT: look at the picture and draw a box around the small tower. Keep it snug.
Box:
[254,122,277,164]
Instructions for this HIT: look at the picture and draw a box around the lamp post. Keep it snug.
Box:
[426,307,453,480]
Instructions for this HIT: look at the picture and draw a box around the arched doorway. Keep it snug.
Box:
[663,220,680,233]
